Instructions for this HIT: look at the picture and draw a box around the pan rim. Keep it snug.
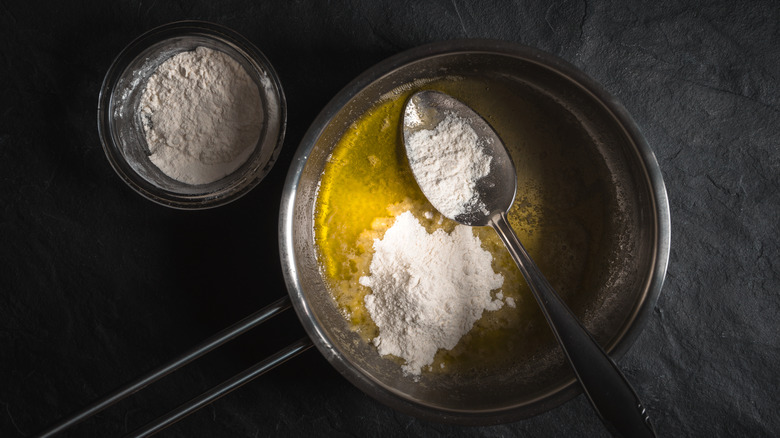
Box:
[278,39,670,424]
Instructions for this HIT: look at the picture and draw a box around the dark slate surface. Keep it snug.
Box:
[1,0,778,436]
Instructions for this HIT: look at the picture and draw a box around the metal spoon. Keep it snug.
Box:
[402,90,656,438]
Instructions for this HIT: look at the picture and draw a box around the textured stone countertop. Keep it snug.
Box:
[1,1,777,436]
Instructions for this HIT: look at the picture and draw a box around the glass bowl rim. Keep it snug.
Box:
[97,20,287,209]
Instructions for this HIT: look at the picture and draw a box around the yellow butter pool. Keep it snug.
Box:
[313,76,610,374]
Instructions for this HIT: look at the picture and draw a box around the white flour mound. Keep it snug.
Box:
[359,211,504,376]
[140,46,263,185]
[405,111,492,219]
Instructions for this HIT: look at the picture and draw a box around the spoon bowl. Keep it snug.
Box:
[402,90,517,226]
[402,90,657,437]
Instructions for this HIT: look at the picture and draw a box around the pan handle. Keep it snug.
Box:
[36,296,312,437]
[126,337,312,437]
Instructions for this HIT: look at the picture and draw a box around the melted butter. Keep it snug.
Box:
[314,76,610,374]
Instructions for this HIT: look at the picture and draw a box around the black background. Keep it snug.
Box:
[1,1,778,436]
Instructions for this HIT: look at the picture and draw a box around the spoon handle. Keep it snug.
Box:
[490,212,656,438]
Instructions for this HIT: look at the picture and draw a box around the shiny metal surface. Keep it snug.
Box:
[37,297,297,437]
[401,90,518,227]
[403,90,656,435]
[279,40,671,424]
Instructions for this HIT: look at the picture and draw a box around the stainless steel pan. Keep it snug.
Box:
[279,40,670,424]
[41,40,670,436]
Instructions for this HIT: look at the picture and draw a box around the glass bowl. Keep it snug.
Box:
[98,21,286,209]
